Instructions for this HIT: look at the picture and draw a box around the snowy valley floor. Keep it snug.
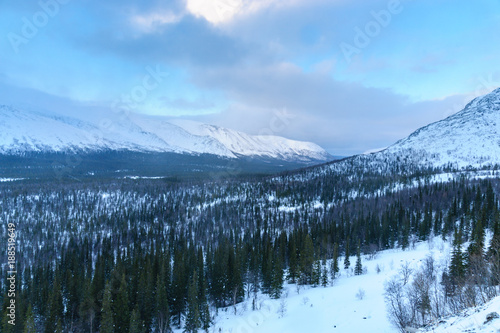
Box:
[173,237,500,333]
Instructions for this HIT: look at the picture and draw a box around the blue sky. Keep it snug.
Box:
[1,0,500,155]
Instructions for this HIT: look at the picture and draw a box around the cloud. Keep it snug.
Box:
[188,63,469,155]
[130,11,184,33]
[79,14,249,67]
[185,0,330,25]
[161,96,216,111]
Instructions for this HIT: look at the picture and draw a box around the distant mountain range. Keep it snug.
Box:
[0,105,332,162]
[0,105,333,178]
[1,88,499,180]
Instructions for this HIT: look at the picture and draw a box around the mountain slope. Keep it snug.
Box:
[0,105,331,163]
[320,87,500,177]
[380,87,500,169]
[169,118,330,162]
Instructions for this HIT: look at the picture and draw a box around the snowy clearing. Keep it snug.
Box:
[172,238,471,333]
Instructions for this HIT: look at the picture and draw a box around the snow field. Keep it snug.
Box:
[174,238,460,333]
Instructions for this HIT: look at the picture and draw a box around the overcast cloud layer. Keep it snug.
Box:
[1,0,499,155]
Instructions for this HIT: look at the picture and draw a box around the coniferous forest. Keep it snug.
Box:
[1,166,499,332]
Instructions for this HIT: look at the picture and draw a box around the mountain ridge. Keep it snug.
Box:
[344,87,500,172]
[0,105,332,164]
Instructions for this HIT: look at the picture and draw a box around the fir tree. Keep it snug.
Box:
[344,240,350,270]
[114,275,130,333]
[45,273,64,333]
[171,250,187,328]
[287,237,298,283]
[129,306,144,333]
[487,209,500,286]
[270,253,284,299]
[311,260,321,286]
[79,282,97,333]
[321,265,329,287]
[100,283,114,333]
[330,242,339,280]
[184,272,200,333]
[156,276,170,333]
[449,230,465,288]
[354,241,363,275]
[299,235,314,284]
[23,305,36,333]
[199,298,211,333]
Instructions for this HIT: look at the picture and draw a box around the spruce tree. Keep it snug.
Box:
[23,305,36,333]
[79,282,97,333]
[100,283,114,333]
[171,250,187,327]
[487,210,500,286]
[184,272,200,333]
[330,242,339,280]
[321,265,329,287]
[129,306,144,333]
[344,240,350,270]
[299,235,314,284]
[287,237,298,283]
[199,296,211,333]
[449,230,465,288]
[114,275,130,333]
[45,273,64,333]
[270,253,284,298]
[311,260,321,286]
[354,241,363,275]
[156,276,170,333]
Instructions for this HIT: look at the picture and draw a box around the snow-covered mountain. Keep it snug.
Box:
[0,105,331,163]
[378,87,500,169]
[279,88,500,188]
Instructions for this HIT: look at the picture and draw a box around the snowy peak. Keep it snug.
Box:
[0,105,332,164]
[169,119,331,162]
[380,87,500,169]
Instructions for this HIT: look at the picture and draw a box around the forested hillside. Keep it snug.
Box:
[1,167,499,332]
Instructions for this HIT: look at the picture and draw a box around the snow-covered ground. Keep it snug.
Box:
[176,237,499,333]
[424,296,500,333]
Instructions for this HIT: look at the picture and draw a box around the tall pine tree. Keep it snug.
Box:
[354,240,363,275]
[184,272,201,333]
[100,282,114,333]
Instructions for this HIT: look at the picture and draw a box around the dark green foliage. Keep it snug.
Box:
[299,235,315,284]
[330,242,340,281]
[45,273,64,333]
[448,230,466,289]
[156,276,170,333]
[100,283,114,333]
[184,273,201,333]
[270,253,284,298]
[354,241,363,276]
[114,275,130,333]
[23,305,36,333]
[344,240,350,270]
[79,281,98,333]
[129,306,145,333]
[321,265,329,287]
[2,166,500,332]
